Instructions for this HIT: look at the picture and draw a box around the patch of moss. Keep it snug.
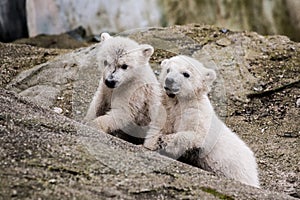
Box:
[200,187,234,200]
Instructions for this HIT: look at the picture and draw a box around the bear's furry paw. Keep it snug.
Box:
[143,136,160,151]
[159,135,187,159]
[88,118,108,133]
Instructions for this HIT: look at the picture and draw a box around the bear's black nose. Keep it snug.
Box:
[105,79,116,88]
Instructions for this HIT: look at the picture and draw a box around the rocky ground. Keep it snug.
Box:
[0,24,299,199]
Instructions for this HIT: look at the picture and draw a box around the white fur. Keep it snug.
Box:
[144,55,260,187]
[85,33,162,140]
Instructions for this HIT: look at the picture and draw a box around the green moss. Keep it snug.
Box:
[200,187,234,200]
[18,118,76,134]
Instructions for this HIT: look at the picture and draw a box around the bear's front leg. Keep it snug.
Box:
[144,122,164,150]
[91,114,118,133]
[159,131,202,159]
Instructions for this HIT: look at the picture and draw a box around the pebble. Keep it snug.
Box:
[53,107,63,114]
[216,38,231,47]
[75,110,82,114]
[26,149,32,155]
[49,179,57,184]
[296,98,300,107]
[11,190,17,196]
[253,85,263,92]
[220,28,229,33]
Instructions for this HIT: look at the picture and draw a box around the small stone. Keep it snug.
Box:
[261,127,268,133]
[11,190,17,196]
[281,132,298,138]
[296,98,300,107]
[75,110,81,114]
[53,107,63,114]
[26,149,32,155]
[220,28,229,33]
[216,38,231,47]
[49,179,57,184]
[253,85,263,92]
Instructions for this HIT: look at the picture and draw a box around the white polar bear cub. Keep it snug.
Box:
[85,33,161,144]
[144,55,260,187]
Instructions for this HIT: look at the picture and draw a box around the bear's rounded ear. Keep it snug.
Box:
[161,59,169,68]
[100,32,112,42]
[140,44,154,59]
[205,69,216,85]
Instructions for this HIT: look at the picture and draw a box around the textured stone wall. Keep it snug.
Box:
[26,0,162,36]
[161,0,300,41]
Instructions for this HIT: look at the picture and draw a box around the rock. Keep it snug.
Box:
[1,24,299,198]
[5,44,102,119]
[13,33,88,49]
[0,88,295,199]
[0,42,68,87]
[216,38,232,47]
[53,107,63,114]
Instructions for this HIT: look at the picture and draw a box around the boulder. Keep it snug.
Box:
[0,88,294,200]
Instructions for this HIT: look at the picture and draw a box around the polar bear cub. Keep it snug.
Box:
[144,55,260,187]
[85,33,161,143]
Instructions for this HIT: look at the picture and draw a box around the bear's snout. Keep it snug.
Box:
[105,79,116,88]
[164,77,180,98]
[165,77,175,86]
[164,77,180,92]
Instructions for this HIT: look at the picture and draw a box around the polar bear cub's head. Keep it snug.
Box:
[99,33,154,88]
[160,55,216,99]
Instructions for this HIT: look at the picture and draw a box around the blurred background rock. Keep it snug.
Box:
[0,0,300,42]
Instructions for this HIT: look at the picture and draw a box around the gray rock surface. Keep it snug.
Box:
[1,25,299,199]
[0,88,295,199]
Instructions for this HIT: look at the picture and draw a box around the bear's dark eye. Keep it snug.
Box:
[166,68,170,73]
[120,64,128,70]
[182,72,190,78]
[104,60,108,66]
